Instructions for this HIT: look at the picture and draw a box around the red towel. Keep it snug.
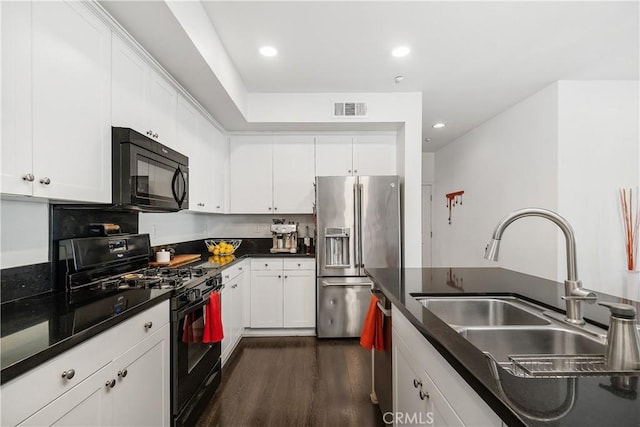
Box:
[360,295,385,351]
[202,291,224,343]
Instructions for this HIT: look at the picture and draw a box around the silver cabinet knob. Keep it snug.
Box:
[297,263,301,267]
[274,207,278,211]
[117,369,128,378]
[239,267,243,271]
[61,369,75,380]
[354,170,358,174]
[153,133,158,139]
[419,390,429,400]
[105,379,116,388]
[144,321,153,330]
[413,379,422,388]
[264,264,268,267]
[39,177,51,185]
[348,170,352,174]
[216,206,220,209]
[224,275,229,279]
[231,284,237,289]
[278,275,282,278]
[268,207,272,210]
[284,275,288,279]
[22,173,35,182]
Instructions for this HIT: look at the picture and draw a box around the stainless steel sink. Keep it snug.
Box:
[459,327,606,363]
[414,297,550,327]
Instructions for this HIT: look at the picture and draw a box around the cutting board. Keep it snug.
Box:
[149,254,201,267]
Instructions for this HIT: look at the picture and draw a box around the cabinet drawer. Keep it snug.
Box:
[222,260,248,284]
[107,300,170,358]
[1,331,112,427]
[251,258,283,271]
[283,258,315,271]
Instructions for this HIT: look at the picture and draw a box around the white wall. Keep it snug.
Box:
[422,153,435,184]
[0,199,49,269]
[433,83,559,278]
[557,81,639,297]
[433,80,640,298]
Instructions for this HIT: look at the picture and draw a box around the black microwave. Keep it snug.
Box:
[112,127,188,212]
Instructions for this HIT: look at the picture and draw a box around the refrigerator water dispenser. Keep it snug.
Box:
[324,227,350,268]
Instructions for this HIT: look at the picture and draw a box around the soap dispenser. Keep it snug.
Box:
[598,301,640,371]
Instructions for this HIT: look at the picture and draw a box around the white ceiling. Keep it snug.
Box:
[102,1,639,152]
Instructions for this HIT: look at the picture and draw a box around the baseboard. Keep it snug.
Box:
[242,328,316,337]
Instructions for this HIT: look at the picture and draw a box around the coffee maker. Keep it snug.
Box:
[270,219,298,253]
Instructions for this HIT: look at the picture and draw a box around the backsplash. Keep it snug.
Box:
[1,263,51,302]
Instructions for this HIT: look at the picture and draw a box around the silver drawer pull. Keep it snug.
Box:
[419,390,429,400]
[117,369,128,378]
[322,281,372,287]
[61,369,75,380]
[413,379,422,388]
[144,321,153,330]
[105,379,116,389]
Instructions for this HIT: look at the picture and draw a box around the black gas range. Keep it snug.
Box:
[56,233,223,427]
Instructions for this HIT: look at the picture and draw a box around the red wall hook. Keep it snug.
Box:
[445,191,464,224]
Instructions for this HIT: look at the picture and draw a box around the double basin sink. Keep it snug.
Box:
[413,295,614,377]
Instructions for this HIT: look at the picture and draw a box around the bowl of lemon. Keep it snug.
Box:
[205,239,241,266]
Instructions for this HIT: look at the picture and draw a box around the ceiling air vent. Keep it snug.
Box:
[333,102,367,118]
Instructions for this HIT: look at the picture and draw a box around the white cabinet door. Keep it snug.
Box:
[229,135,273,213]
[1,1,33,196]
[283,270,316,328]
[111,324,170,427]
[31,0,111,203]
[210,126,228,213]
[220,285,232,360]
[315,135,353,176]
[111,35,147,132]
[393,331,434,427]
[146,71,177,149]
[185,100,213,213]
[272,136,315,214]
[352,134,396,176]
[18,364,113,427]
[250,271,283,328]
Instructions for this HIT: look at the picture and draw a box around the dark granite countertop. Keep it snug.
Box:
[1,288,172,384]
[0,244,314,385]
[365,267,640,427]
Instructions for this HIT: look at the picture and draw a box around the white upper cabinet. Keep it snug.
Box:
[315,135,353,176]
[229,135,274,213]
[272,136,315,213]
[229,135,315,214]
[146,72,177,149]
[190,113,219,213]
[210,125,228,213]
[111,35,147,133]
[112,34,178,151]
[316,134,397,177]
[352,134,396,176]
[1,1,112,203]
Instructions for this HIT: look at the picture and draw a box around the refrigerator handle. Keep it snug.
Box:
[353,182,361,270]
[356,183,364,268]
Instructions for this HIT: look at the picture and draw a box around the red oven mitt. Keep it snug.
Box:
[203,291,224,343]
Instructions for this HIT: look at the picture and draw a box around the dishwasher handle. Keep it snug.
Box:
[321,280,373,287]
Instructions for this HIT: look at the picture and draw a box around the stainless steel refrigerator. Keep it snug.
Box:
[316,175,401,338]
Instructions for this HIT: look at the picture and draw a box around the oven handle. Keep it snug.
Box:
[176,286,224,318]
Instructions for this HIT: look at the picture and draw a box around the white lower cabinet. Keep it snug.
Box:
[2,301,170,427]
[221,260,249,364]
[392,305,501,427]
[250,258,315,329]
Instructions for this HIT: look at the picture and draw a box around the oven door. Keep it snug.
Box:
[172,290,221,416]
[123,143,189,211]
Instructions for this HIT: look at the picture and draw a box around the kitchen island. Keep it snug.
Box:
[366,267,640,426]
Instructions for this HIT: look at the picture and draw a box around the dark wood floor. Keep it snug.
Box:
[196,337,386,427]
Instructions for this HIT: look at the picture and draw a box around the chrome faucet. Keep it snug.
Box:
[484,208,597,325]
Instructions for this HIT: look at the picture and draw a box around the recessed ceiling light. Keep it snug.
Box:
[425,138,432,142]
[259,46,278,57]
[394,75,404,84]
[391,46,410,58]
[432,122,446,129]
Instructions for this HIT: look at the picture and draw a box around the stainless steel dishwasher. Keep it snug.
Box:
[370,288,392,421]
